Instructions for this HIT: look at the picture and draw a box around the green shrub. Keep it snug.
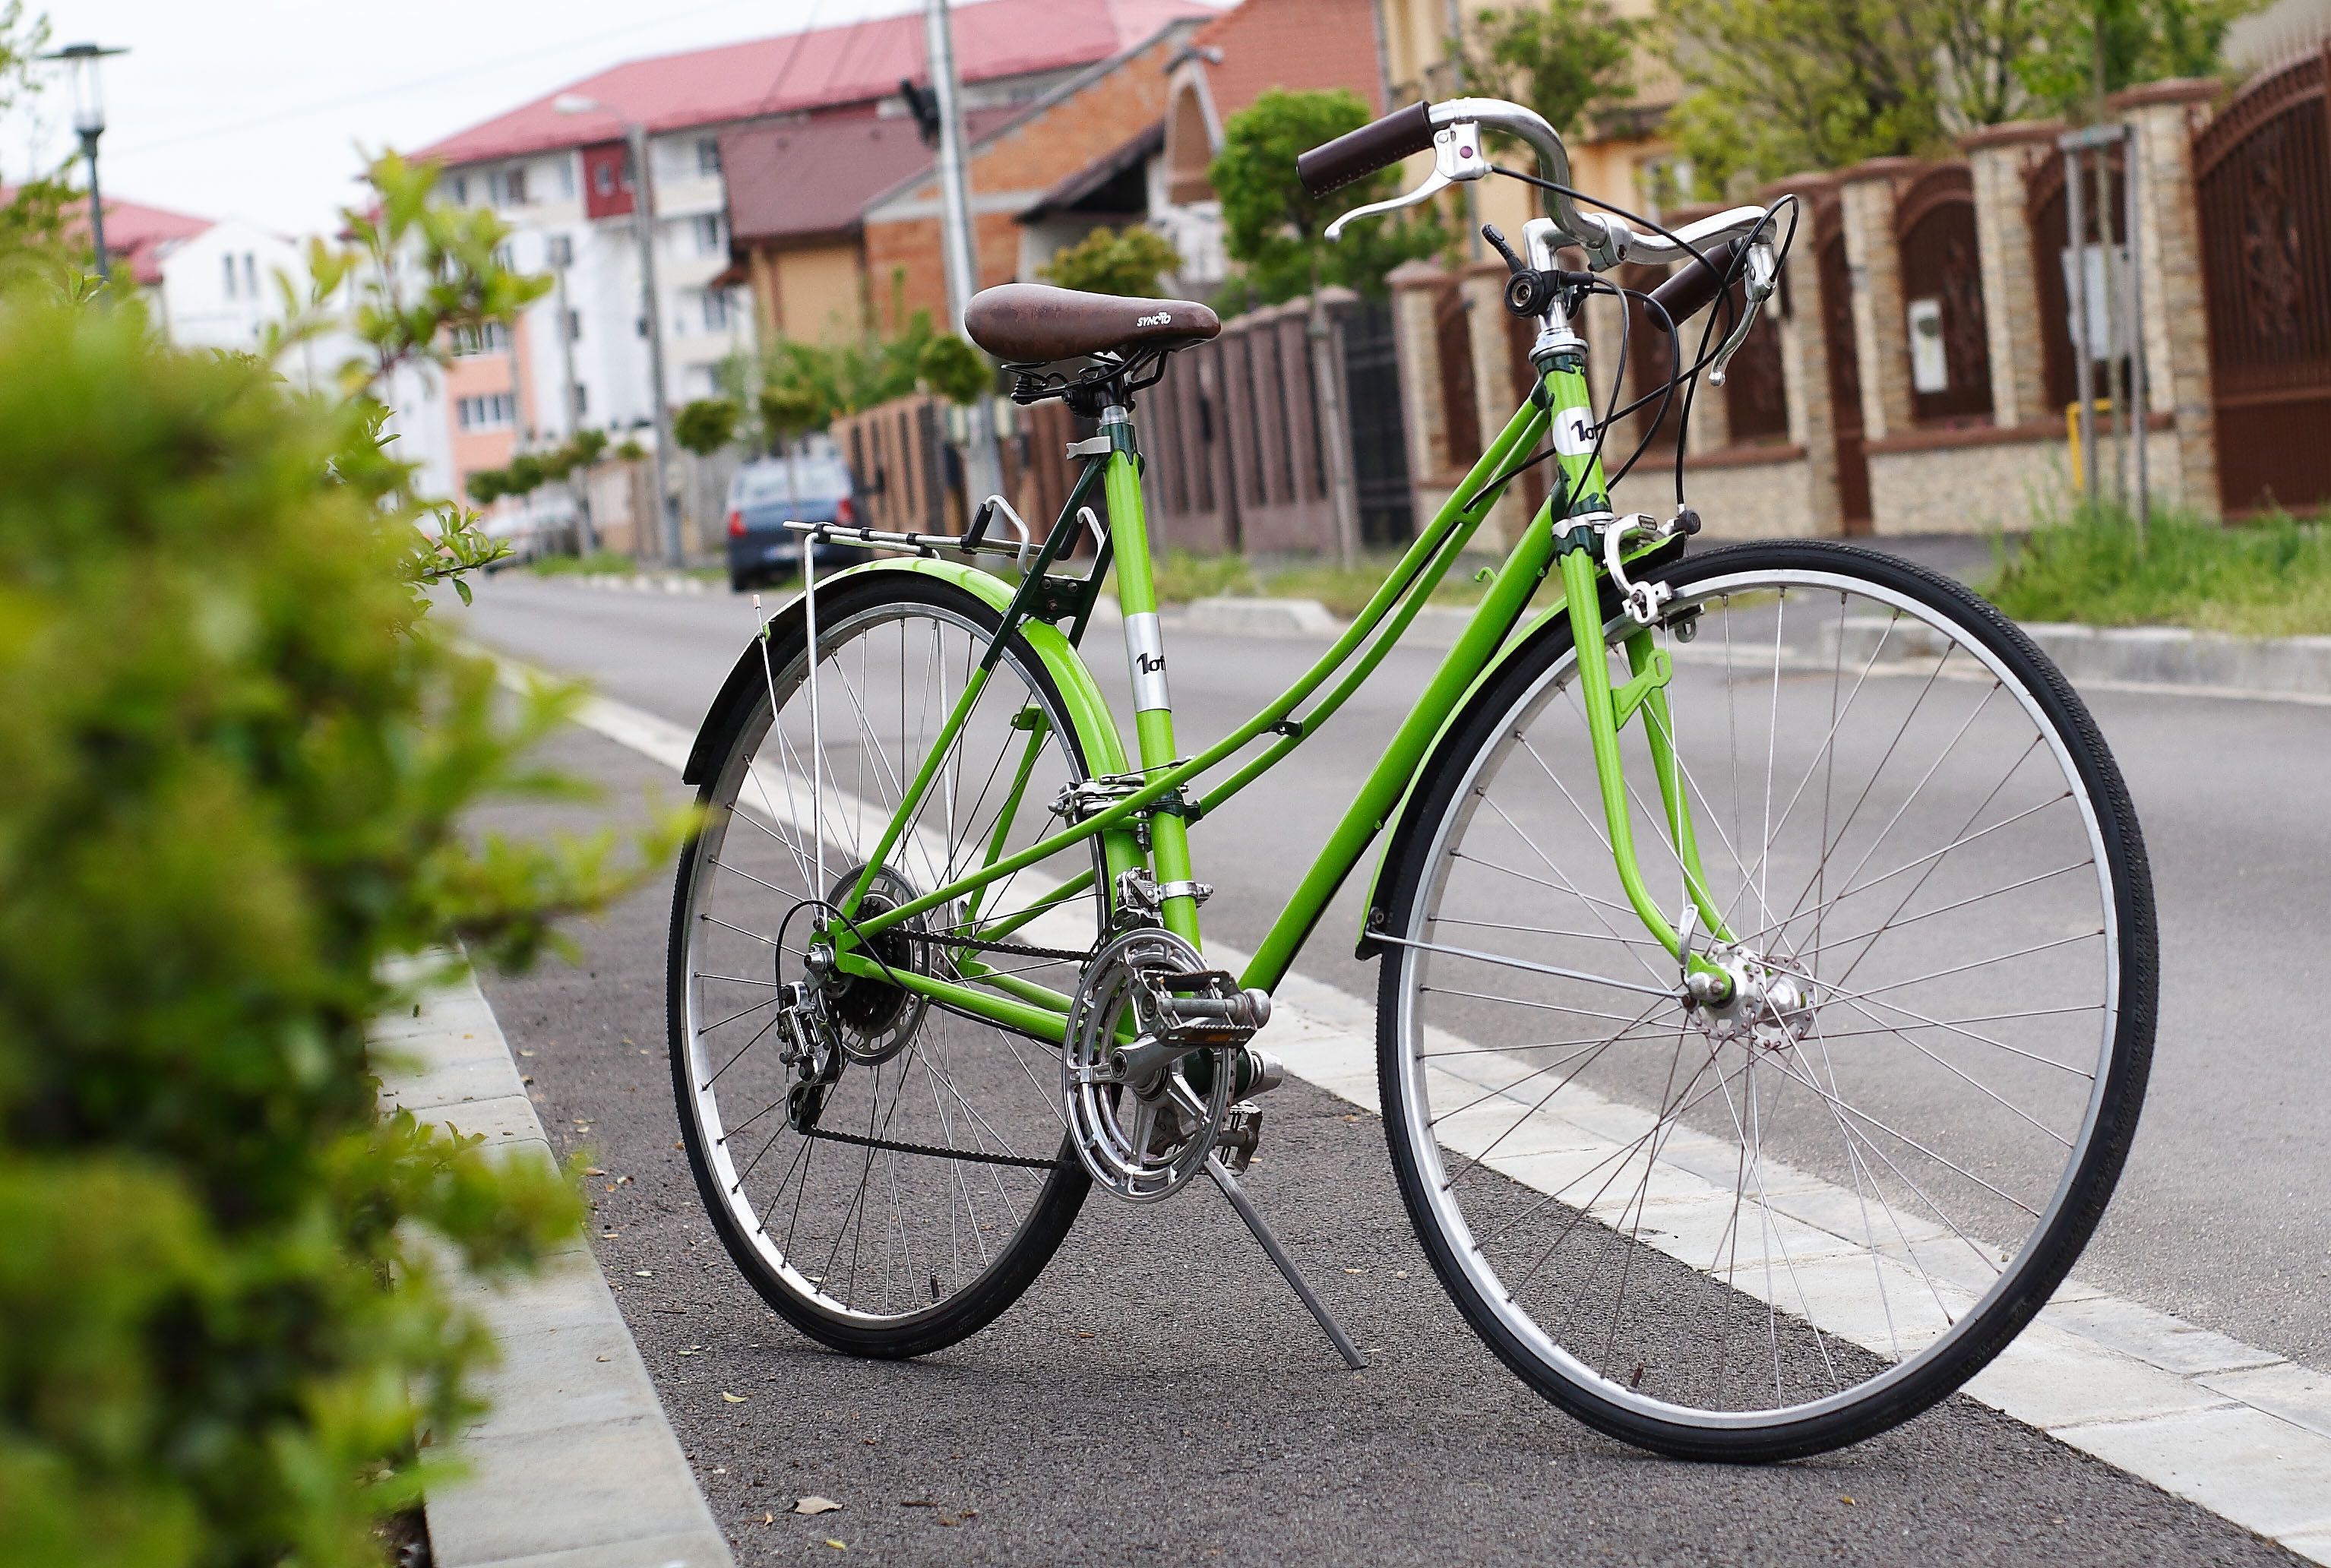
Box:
[0,292,654,1566]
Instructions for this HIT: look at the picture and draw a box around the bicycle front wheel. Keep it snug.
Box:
[1376,540,2155,1459]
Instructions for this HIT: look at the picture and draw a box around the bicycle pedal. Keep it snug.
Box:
[1214,1101,1263,1173]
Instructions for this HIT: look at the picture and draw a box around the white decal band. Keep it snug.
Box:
[1123,611,1171,713]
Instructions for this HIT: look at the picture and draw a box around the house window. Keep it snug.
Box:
[564,308,582,343]
[557,157,576,200]
[696,137,721,176]
[573,384,588,416]
[451,321,511,356]
[243,254,258,298]
[451,174,470,205]
[691,213,724,255]
[700,288,735,333]
[456,393,517,431]
[222,254,238,299]
[593,162,615,196]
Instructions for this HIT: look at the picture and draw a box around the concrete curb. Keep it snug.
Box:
[2019,622,2331,704]
[1176,596,2331,702]
[375,959,735,1568]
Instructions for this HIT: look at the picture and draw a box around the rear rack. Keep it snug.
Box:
[783,493,1106,570]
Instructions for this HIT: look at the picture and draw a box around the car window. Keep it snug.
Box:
[732,457,852,506]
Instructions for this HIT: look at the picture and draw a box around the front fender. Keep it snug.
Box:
[681,558,1128,787]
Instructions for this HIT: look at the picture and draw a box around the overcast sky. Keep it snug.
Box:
[11,0,928,236]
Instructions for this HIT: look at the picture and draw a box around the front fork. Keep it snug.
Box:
[1540,356,1735,988]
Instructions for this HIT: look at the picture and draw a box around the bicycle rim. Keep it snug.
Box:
[1382,544,2152,1448]
[672,583,1100,1344]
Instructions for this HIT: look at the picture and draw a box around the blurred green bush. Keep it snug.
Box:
[0,273,657,1561]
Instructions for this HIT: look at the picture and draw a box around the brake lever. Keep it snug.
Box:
[1325,122,1491,241]
[1707,243,1778,387]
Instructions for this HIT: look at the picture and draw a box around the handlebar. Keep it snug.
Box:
[1646,239,1749,326]
[1297,95,1777,280]
[1295,101,1435,195]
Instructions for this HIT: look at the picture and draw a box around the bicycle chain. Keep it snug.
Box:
[802,1124,1064,1170]
[889,927,1096,966]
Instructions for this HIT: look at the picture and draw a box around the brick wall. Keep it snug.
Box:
[862,25,1189,325]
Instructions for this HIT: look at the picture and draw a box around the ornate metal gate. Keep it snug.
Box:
[2195,46,2331,514]
[1342,296,1415,543]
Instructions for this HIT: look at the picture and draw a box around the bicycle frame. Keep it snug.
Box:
[818,333,1735,1043]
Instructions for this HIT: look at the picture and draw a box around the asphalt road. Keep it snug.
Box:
[456,558,2329,1564]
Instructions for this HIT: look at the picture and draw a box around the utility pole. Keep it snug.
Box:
[548,233,596,553]
[628,120,682,566]
[561,93,681,565]
[922,0,1003,514]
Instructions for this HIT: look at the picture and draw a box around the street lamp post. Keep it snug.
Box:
[557,94,682,567]
[41,43,126,281]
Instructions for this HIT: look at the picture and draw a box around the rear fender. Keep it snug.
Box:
[682,557,1128,786]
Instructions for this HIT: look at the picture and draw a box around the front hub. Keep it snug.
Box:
[1691,948,1816,1050]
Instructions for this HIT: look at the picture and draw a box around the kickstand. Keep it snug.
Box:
[1205,1154,1369,1370]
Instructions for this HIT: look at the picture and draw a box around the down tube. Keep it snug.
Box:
[1238,403,1555,993]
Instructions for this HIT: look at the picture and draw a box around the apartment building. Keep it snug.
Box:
[403,0,1211,502]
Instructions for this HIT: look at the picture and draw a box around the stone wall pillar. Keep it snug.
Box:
[1387,258,1458,525]
[1838,158,1924,441]
[2110,78,2222,514]
[1962,122,2064,428]
[1458,260,1536,545]
[1766,174,1845,536]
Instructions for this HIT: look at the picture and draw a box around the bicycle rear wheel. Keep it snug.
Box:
[1376,540,2155,1459]
[669,572,1099,1358]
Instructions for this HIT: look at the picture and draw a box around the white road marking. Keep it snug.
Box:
[517,662,2331,1559]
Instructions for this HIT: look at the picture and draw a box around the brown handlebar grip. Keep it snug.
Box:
[1296,101,1437,197]
[1645,239,1748,327]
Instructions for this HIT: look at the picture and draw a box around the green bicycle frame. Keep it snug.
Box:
[821,340,1733,1041]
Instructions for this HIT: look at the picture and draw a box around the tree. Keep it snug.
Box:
[2017,0,2263,114]
[673,397,741,457]
[1658,0,2257,197]
[754,313,987,440]
[1456,1,1640,139]
[1038,224,1183,297]
[1210,87,1434,568]
[1209,87,1447,309]
[916,332,991,405]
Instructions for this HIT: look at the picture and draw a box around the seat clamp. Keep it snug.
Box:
[1065,435,1113,460]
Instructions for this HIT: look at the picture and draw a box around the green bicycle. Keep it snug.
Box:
[666,95,2155,1462]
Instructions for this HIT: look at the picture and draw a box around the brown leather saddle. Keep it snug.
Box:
[964,283,1220,368]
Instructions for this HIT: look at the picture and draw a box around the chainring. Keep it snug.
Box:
[1062,927,1233,1203]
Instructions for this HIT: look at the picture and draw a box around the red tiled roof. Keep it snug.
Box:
[413,0,1215,170]
[720,106,1020,245]
[3,185,210,286]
